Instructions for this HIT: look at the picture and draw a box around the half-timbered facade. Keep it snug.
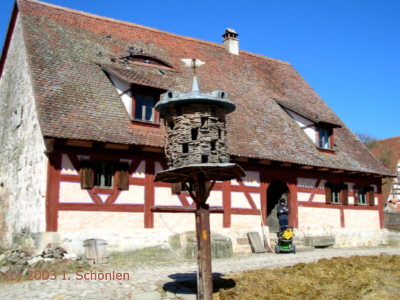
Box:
[0,0,394,254]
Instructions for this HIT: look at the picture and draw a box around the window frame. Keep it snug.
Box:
[93,161,114,189]
[131,86,161,125]
[358,186,368,205]
[331,184,341,204]
[182,182,196,194]
[325,183,348,205]
[317,127,334,151]
[354,185,375,206]
[80,160,130,192]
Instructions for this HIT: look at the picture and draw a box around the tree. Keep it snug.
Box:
[355,132,394,168]
[356,132,397,205]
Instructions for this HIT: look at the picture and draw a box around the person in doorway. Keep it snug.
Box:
[277,198,290,232]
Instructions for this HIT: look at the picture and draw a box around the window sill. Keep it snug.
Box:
[317,147,336,154]
[131,119,160,128]
[93,188,115,195]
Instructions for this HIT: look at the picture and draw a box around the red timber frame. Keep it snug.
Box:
[295,169,384,229]
[45,146,384,231]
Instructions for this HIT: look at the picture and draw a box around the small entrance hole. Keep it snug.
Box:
[218,129,222,139]
[191,128,198,140]
[169,121,174,130]
[201,117,208,128]
[182,143,189,153]
[202,155,208,163]
[211,142,216,151]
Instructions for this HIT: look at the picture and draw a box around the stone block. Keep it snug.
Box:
[303,236,335,247]
[0,266,10,274]
[185,235,233,259]
[27,256,43,265]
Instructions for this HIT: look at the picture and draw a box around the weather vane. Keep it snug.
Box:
[181,58,205,76]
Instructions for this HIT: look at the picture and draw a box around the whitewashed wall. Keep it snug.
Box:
[0,16,48,247]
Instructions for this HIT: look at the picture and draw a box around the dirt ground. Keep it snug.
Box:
[213,255,400,299]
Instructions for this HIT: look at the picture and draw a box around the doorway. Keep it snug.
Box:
[266,181,289,232]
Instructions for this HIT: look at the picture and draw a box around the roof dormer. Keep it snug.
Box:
[277,100,340,153]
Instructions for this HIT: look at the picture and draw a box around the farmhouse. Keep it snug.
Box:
[0,0,393,255]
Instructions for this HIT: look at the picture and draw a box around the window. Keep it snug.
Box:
[354,186,374,206]
[171,181,195,195]
[134,94,155,122]
[94,161,114,188]
[171,181,211,195]
[182,182,196,194]
[358,187,367,205]
[318,128,332,149]
[331,184,340,204]
[325,183,348,205]
[80,160,129,191]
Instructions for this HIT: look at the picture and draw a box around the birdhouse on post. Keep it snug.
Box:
[154,58,245,300]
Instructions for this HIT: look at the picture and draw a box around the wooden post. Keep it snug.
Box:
[194,172,213,300]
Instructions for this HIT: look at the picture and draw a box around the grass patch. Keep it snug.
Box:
[216,255,400,299]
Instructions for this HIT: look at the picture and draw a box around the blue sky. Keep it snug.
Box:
[1,0,399,140]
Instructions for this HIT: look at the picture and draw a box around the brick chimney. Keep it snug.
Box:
[222,28,239,55]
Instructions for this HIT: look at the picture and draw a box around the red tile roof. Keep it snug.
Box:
[4,0,392,176]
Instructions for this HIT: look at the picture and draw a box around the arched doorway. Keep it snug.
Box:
[266,181,289,232]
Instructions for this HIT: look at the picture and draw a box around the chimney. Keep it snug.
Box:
[222,28,239,55]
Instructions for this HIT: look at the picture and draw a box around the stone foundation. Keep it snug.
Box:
[9,227,389,261]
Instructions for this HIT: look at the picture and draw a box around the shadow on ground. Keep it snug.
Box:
[163,272,236,295]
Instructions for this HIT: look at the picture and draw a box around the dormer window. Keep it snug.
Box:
[134,93,155,122]
[105,71,162,125]
[131,87,161,124]
[276,100,339,153]
[318,127,333,150]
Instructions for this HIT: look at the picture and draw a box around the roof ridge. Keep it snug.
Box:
[23,0,290,66]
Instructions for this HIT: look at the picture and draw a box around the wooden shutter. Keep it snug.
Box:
[354,186,359,206]
[205,181,211,190]
[117,163,130,190]
[368,186,375,206]
[171,182,181,195]
[341,184,348,205]
[80,160,92,189]
[325,183,332,204]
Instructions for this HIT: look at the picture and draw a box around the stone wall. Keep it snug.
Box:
[0,16,48,248]
[165,104,229,168]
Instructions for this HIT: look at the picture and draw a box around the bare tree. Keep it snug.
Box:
[356,132,378,149]
[356,132,394,168]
